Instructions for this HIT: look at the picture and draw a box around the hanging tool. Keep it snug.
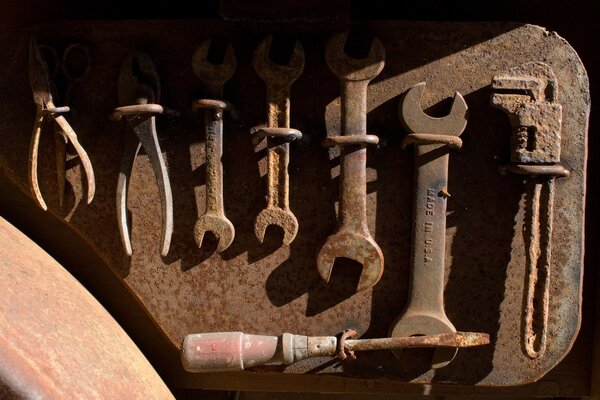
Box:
[28,38,95,210]
[317,31,385,292]
[491,62,569,359]
[390,82,469,369]
[114,50,173,257]
[181,330,489,373]
[191,39,236,252]
[252,35,304,246]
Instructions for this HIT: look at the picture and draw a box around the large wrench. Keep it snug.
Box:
[191,39,236,252]
[252,36,304,246]
[317,31,385,292]
[390,82,468,369]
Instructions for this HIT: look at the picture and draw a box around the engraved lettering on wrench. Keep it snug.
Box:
[390,82,468,369]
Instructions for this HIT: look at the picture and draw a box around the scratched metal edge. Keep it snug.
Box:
[0,20,589,388]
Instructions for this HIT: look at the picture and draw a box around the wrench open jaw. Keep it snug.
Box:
[324,31,385,81]
[317,31,385,292]
[192,39,236,94]
[254,207,299,246]
[115,50,173,257]
[191,39,236,252]
[194,214,235,253]
[390,82,468,369]
[252,36,304,246]
[252,36,304,83]
[317,231,384,293]
[401,82,468,135]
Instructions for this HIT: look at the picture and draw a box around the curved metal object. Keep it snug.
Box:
[401,82,468,136]
[317,31,385,292]
[0,216,174,399]
[115,51,173,257]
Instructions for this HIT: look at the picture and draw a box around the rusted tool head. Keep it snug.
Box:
[252,36,304,84]
[317,231,384,292]
[118,50,160,105]
[324,31,385,81]
[401,82,468,136]
[192,39,236,91]
[254,208,299,246]
[491,62,562,164]
[195,214,235,253]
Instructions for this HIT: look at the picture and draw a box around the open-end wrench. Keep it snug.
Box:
[317,31,385,292]
[252,36,304,246]
[390,82,468,369]
[191,39,236,252]
[114,50,173,257]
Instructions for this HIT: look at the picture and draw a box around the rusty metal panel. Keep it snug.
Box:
[0,21,589,387]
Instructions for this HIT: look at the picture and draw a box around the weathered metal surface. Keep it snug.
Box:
[492,62,569,360]
[191,39,236,252]
[114,50,173,257]
[252,36,304,246]
[0,21,589,387]
[317,31,385,292]
[390,82,469,369]
[0,216,174,399]
[181,330,489,372]
[28,38,95,211]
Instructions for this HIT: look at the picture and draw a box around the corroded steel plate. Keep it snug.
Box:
[0,21,589,386]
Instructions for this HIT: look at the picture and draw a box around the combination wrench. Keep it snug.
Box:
[317,31,385,292]
[191,39,236,252]
[252,36,304,246]
[389,82,468,368]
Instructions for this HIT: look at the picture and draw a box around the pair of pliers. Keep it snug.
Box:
[28,38,95,210]
[114,51,173,257]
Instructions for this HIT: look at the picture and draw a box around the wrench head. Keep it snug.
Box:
[194,213,235,253]
[324,31,385,82]
[389,314,457,369]
[316,231,384,292]
[118,50,160,106]
[254,208,298,246]
[192,39,236,87]
[400,82,468,136]
[252,36,305,84]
